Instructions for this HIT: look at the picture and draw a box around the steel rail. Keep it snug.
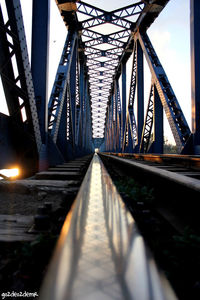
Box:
[100,153,200,191]
[39,153,177,300]
[99,152,200,233]
[104,152,200,170]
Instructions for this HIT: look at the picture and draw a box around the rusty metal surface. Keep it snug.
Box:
[39,154,177,300]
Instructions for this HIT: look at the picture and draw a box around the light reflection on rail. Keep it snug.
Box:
[39,154,177,300]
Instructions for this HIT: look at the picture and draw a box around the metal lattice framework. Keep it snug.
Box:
[0,0,199,172]
[77,1,144,138]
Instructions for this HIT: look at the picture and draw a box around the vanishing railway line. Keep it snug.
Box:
[1,153,200,299]
[99,153,200,300]
[100,153,200,231]
[1,1,200,299]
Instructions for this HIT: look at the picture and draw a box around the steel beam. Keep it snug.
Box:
[138,32,191,153]
[153,85,163,154]
[136,40,144,151]
[121,62,127,148]
[0,7,23,124]
[54,0,174,147]
[31,0,50,143]
[48,31,77,143]
[190,0,200,149]
[4,0,42,152]
[69,40,78,148]
[140,85,154,153]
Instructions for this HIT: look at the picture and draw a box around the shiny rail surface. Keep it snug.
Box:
[99,153,200,192]
[105,153,200,169]
[39,154,177,300]
[99,153,200,233]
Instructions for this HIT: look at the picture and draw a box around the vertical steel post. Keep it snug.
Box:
[32,0,50,170]
[136,40,144,150]
[115,82,118,152]
[83,79,89,149]
[79,59,85,147]
[154,85,163,153]
[31,0,50,143]
[111,94,115,151]
[70,41,77,148]
[122,62,127,151]
[191,0,200,150]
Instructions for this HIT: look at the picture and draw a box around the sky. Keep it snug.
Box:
[0,0,191,144]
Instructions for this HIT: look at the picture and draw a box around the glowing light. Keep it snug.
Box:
[0,168,20,179]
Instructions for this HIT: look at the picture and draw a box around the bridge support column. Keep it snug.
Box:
[136,40,144,152]
[153,85,163,153]
[70,40,78,150]
[121,62,127,151]
[32,0,50,169]
[191,0,200,153]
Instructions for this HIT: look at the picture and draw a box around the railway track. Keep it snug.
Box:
[99,153,200,300]
[99,153,200,232]
[1,153,200,299]
[0,155,93,291]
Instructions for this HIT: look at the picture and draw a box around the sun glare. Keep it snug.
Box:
[0,168,20,179]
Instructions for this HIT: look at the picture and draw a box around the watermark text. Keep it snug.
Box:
[1,292,38,299]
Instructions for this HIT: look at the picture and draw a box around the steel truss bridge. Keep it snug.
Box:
[0,0,199,174]
[1,1,200,299]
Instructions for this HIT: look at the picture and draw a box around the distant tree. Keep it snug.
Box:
[163,137,178,154]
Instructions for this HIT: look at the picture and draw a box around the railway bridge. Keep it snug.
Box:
[0,1,200,299]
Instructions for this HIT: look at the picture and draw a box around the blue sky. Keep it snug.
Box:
[147,0,191,141]
[0,0,191,143]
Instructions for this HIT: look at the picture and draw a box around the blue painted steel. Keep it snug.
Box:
[76,1,144,139]
[136,40,144,152]
[127,115,134,152]
[82,78,87,148]
[114,82,119,152]
[0,0,43,172]
[139,85,153,153]
[116,81,122,152]
[122,62,127,151]
[138,32,191,153]
[79,58,85,147]
[0,7,23,123]
[31,0,50,144]
[57,89,68,159]
[69,39,78,148]
[126,45,137,152]
[48,31,78,143]
[153,85,163,153]
[0,0,198,168]
[2,0,42,152]
[191,0,200,149]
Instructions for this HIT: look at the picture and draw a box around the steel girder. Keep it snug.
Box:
[48,31,78,144]
[55,0,183,154]
[0,0,42,151]
[75,1,146,139]
[48,30,93,158]
[139,32,190,153]
[0,0,94,172]
[0,0,198,172]
[140,84,154,153]
[191,0,200,153]
[106,31,191,154]
[55,0,193,155]
[0,0,43,172]
[76,0,190,154]
[31,0,50,144]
